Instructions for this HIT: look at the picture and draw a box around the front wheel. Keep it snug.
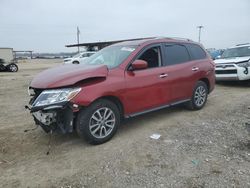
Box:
[76,99,120,144]
[72,61,79,64]
[187,81,208,110]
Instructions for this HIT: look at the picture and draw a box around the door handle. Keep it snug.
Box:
[159,73,168,78]
[192,67,199,71]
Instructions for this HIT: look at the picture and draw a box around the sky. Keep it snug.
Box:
[0,0,250,53]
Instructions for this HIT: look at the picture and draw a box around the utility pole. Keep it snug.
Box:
[197,25,204,43]
[77,26,80,53]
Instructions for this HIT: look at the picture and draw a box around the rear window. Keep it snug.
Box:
[164,44,190,65]
[186,44,207,60]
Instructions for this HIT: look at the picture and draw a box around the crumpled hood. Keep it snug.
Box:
[30,64,108,89]
[214,56,250,64]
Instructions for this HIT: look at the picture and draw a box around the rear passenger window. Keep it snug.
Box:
[186,44,207,60]
[164,44,190,65]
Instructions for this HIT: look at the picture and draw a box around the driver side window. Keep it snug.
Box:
[138,46,162,68]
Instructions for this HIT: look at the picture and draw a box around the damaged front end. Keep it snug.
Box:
[26,87,81,134]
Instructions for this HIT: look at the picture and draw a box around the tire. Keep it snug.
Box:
[7,63,18,72]
[186,81,208,110]
[72,61,79,64]
[76,99,120,144]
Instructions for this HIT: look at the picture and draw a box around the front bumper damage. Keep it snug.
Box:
[27,101,79,134]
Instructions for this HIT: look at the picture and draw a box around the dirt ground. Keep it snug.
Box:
[0,60,250,188]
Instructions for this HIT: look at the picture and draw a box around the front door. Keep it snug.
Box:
[124,45,171,114]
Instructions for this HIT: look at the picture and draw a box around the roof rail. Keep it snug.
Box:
[168,37,193,42]
[155,36,193,42]
[236,43,250,46]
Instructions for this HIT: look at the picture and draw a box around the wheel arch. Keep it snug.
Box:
[92,95,124,117]
[199,78,210,93]
[72,60,79,64]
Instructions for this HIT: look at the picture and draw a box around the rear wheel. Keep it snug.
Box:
[7,63,18,72]
[76,99,120,144]
[187,81,208,110]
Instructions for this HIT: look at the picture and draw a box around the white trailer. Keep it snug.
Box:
[0,48,14,63]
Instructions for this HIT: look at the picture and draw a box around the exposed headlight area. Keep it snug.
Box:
[28,87,36,96]
[32,87,81,107]
[27,87,81,134]
[237,61,250,67]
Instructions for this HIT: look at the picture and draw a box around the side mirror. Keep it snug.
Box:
[130,60,148,70]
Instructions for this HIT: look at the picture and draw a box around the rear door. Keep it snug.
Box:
[185,43,210,72]
[162,43,197,102]
[185,43,211,91]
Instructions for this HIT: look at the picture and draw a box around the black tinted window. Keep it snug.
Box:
[164,44,190,65]
[186,44,207,60]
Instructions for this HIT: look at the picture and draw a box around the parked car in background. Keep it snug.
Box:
[27,37,215,144]
[0,58,18,72]
[63,51,96,64]
[214,43,250,81]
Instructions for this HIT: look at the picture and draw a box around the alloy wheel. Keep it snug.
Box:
[194,86,207,107]
[89,107,116,139]
[9,64,17,72]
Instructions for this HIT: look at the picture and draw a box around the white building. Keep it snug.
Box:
[0,48,14,62]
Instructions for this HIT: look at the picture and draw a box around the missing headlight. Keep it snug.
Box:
[28,87,35,96]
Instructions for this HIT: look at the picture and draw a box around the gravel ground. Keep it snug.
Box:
[0,60,249,188]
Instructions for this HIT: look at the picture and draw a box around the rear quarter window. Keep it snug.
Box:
[186,44,207,60]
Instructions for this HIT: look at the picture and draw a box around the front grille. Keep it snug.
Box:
[215,70,237,74]
[216,64,235,68]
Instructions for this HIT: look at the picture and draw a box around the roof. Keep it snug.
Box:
[112,37,194,47]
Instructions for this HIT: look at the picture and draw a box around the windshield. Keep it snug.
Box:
[82,45,137,68]
[72,53,82,58]
[221,46,250,58]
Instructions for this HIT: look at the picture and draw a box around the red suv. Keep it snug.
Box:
[27,37,215,144]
